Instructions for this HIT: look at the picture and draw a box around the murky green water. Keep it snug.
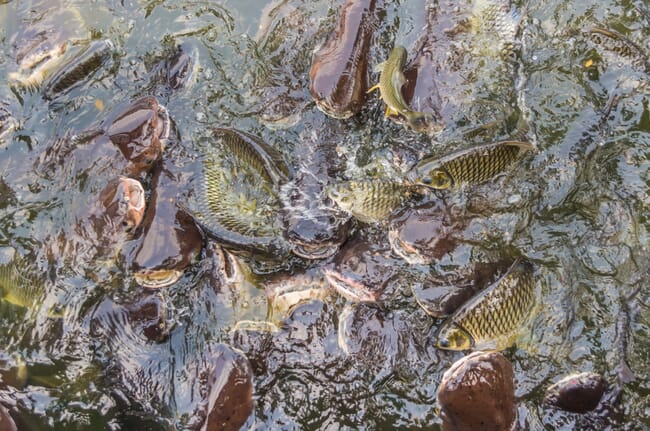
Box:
[0,0,648,429]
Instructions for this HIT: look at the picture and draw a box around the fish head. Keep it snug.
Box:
[326,183,356,212]
[436,324,473,351]
[411,168,453,190]
[98,177,146,232]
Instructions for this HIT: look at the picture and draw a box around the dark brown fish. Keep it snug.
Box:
[130,162,203,289]
[387,199,460,265]
[322,232,403,302]
[437,351,516,431]
[309,0,382,118]
[199,345,254,431]
[543,372,607,414]
[280,124,353,259]
[402,6,444,133]
[106,96,169,174]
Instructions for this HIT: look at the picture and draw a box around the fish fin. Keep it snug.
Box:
[367,83,381,94]
[385,106,399,118]
[503,140,536,151]
[372,61,385,73]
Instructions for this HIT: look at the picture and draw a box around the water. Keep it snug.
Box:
[0,0,648,429]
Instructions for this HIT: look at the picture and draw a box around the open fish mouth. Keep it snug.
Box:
[133,269,182,289]
[289,242,340,260]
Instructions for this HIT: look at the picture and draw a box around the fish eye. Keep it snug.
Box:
[421,177,433,185]
[431,171,451,189]
[439,339,450,348]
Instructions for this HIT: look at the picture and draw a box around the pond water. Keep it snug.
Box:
[0,0,648,429]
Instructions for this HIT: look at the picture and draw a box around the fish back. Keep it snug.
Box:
[447,259,535,347]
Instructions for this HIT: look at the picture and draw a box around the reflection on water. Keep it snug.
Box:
[0,0,648,429]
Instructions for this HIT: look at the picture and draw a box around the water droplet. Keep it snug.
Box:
[508,194,521,204]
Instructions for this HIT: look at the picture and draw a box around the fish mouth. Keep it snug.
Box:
[133,268,182,289]
[323,268,378,302]
[314,99,355,120]
[387,229,428,265]
[289,242,339,260]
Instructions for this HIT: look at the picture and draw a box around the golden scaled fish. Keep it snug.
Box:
[213,128,290,187]
[189,130,292,258]
[326,180,418,224]
[368,45,433,133]
[0,255,44,309]
[406,140,534,190]
[586,27,650,73]
[42,39,113,100]
[435,258,536,351]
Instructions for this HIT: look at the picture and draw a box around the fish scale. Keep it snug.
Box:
[327,180,416,223]
[437,259,535,350]
[445,143,521,185]
[407,140,534,189]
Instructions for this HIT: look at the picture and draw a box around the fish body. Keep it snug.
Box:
[309,0,379,119]
[42,39,113,100]
[280,126,352,260]
[0,254,43,309]
[435,258,536,351]
[213,128,289,187]
[131,165,202,289]
[326,180,416,224]
[586,27,650,73]
[369,45,430,132]
[190,130,290,258]
[406,140,534,189]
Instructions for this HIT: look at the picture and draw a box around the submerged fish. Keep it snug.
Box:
[42,39,113,100]
[0,252,43,309]
[326,180,418,224]
[435,258,536,351]
[406,140,534,189]
[213,128,290,187]
[470,0,522,58]
[586,27,650,73]
[190,129,290,257]
[368,45,432,132]
[0,104,18,141]
[8,6,86,90]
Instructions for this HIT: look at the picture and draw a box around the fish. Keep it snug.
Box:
[326,180,418,224]
[130,165,201,289]
[586,27,650,73]
[41,39,113,100]
[470,0,522,58]
[0,253,44,309]
[213,128,289,187]
[406,140,534,189]
[309,0,380,119]
[279,126,353,260]
[435,258,536,351]
[189,130,291,258]
[368,45,432,132]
